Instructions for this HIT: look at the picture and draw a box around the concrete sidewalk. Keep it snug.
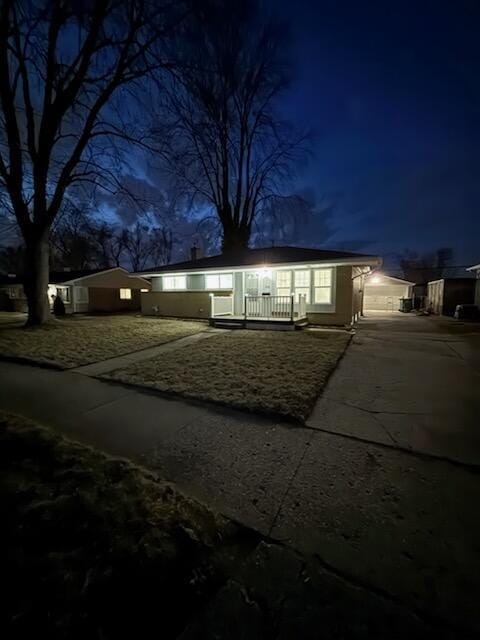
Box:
[1,358,479,633]
[71,327,227,376]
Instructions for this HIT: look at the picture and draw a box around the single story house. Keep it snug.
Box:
[0,267,151,313]
[363,273,414,311]
[137,246,380,328]
[466,263,480,306]
[0,273,25,311]
[427,278,476,316]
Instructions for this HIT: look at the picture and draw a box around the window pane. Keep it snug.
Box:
[219,274,233,289]
[120,288,132,299]
[314,269,332,287]
[294,270,310,287]
[164,276,186,290]
[314,288,331,304]
[295,287,310,303]
[277,287,291,298]
[205,274,219,289]
[57,286,70,302]
[276,271,291,288]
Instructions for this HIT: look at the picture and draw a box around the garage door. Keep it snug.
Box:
[364,283,409,311]
[364,294,398,311]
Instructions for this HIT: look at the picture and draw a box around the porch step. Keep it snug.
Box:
[211,320,246,329]
[210,316,308,331]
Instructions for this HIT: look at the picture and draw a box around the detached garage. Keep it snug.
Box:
[364,274,413,312]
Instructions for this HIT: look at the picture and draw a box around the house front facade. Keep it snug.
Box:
[137,246,380,327]
[0,267,151,314]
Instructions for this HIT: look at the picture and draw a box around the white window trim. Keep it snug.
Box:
[163,275,187,290]
[313,268,333,305]
[119,288,132,300]
[205,273,233,289]
[56,286,70,303]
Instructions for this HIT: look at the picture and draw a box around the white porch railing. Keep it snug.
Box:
[210,294,234,317]
[245,294,307,321]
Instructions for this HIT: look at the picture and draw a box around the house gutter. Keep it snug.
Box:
[134,257,381,279]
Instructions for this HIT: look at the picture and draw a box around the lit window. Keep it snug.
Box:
[276,271,291,297]
[205,273,233,289]
[141,288,149,293]
[120,288,132,299]
[314,269,332,304]
[163,275,186,290]
[294,270,310,303]
[56,286,70,303]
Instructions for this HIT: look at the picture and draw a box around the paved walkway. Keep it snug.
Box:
[1,312,480,633]
[72,327,227,376]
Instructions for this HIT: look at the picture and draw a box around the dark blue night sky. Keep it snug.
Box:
[276,0,480,265]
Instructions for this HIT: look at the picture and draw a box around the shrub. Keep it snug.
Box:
[53,295,66,316]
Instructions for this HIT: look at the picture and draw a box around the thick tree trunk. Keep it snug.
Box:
[221,222,250,254]
[24,230,51,326]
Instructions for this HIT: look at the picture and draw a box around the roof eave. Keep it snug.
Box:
[134,256,381,278]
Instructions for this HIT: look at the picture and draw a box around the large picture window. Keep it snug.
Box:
[276,271,291,297]
[314,269,332,304]
[294,270,310,303]
[119,288,132,300]
[205,273,233,289]
[56,286,70,303]
[163,275,186,290]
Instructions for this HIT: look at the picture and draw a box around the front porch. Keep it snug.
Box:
[210,294,308,330]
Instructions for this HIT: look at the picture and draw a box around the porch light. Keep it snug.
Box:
[370,275,381,284]
[261,267,271,276]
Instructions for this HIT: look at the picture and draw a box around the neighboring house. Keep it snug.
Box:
[363,273,414,311]
[427,278,476,316]
[137,246,380,328]
[0,274,26,311]
[0,267,151,314]
[466,263,480,306]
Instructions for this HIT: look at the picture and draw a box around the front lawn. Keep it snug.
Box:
[0,315,205,368]
[105,329,351,420]
[0,412,238,638]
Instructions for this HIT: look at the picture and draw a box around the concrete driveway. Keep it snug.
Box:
[308,311,480,466]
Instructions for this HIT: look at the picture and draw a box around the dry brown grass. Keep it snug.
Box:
[1,411,234,637]
[0,315,205,368]
[105,329,351,420]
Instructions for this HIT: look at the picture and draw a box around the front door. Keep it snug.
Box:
[245,272,259,296]
[245,271,273,296]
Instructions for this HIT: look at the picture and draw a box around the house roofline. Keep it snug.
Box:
[135,256,380,278]
[367,273,415,285]
[466,263,480,272]
[51,267,151,288]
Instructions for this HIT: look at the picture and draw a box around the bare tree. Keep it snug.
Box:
[0,0,180,324]
[156,0,306,254]
[398,247,454,282]
[50,201,96,270]
[121,221,172,271]
[92,221,126,269]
